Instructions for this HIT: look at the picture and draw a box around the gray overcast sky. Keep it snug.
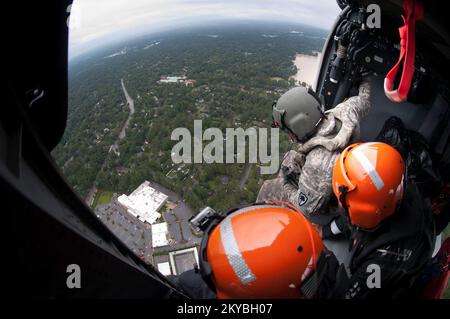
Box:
[69,0,340,58]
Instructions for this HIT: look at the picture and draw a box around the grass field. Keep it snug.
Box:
[92,190,114,209]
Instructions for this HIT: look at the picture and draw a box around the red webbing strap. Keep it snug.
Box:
[384,0,424,103]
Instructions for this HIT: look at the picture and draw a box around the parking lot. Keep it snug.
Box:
[96,203,153,264]
[95,181,202,267]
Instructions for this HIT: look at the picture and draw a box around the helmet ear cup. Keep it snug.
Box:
[346,194,381,230]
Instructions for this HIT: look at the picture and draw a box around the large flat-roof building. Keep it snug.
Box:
[151,222,170,248]
[95,180,201,270]
[117,181,168,224]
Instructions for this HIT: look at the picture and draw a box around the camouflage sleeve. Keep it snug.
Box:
[298,78,371,153]
[256,177,299,203]
[256,150,305,204]
[257,147,339,221]
[279,150,305,179]
[295,148,339,218]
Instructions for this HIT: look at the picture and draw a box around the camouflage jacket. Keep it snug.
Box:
[257,79,371,222]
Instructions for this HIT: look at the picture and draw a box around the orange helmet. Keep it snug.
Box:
[200,203,324,299]
[332,142,405,229]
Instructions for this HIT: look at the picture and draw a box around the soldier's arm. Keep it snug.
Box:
[329,78,371,145]
[298,78,371,153]
[279,150,305,180]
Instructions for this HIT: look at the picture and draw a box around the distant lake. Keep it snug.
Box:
[291,53,321,88]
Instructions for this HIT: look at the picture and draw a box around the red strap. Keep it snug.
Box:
[384,0,424,103]
[422,238,450,299]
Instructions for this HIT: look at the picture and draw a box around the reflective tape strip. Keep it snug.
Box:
[330,220,342,235]
[220,217,256,285]
[219,205,280,285]
[353,149,385,191]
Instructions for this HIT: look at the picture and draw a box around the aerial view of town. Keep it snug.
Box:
[53,22,327,274]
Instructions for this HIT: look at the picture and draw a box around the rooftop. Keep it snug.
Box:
[117,181,168,224]
[157,262,172,276]
[169,247,199,275]
[152,222,170,248]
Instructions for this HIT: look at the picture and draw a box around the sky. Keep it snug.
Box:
[68,0,341,58]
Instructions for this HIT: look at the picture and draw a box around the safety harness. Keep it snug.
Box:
[384,0,424,102]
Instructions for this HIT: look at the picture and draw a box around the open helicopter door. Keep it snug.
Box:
[3,0,188,299]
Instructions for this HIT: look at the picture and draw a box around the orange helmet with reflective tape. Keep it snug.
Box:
[203,203,324,299]
[332,142,405,229]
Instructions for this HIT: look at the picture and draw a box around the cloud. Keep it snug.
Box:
[69,0,340,57]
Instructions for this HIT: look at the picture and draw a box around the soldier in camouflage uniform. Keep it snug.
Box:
[257,79,371,224]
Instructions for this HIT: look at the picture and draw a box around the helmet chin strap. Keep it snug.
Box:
[338,185,350,216]
[288,131,300,143]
